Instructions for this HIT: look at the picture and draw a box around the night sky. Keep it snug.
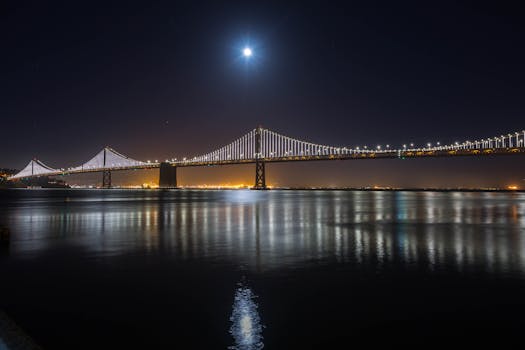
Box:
[2,1,525,187]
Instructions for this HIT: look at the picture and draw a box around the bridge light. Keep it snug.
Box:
[410,143,414,147]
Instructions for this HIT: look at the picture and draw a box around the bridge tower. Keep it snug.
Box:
[159,162,178,188]
[102,147,112,189]
[253,126,267,190]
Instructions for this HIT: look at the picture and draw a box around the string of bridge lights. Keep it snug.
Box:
[170,128,525,164]
[9,128,525,180]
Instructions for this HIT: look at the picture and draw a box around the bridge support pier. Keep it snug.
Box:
[252,126,267,190]
[102,170,112,189]
[159,162,178,188]
[253,160,266,190]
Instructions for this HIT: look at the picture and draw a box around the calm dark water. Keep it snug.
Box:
[1,189,525,349]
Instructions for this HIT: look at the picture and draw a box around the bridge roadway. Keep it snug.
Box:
[172,147,525,166]
[12,147,525,189]
[8,127,525,189]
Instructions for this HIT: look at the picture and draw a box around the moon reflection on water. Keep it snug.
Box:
[229,283,264,350]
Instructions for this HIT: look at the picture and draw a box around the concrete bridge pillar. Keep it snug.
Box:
[159,162,178,188]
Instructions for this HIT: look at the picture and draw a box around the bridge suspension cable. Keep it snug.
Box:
[259,128,357,158]
[12,159,58,178]
[69,147,147,172]
[188,129,257,163]
[178,127,361,164]
[8,127,525,182]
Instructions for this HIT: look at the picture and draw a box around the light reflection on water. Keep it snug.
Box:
[229,283,263,350]
[1,190,525,275]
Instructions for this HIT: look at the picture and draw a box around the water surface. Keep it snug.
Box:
[1,189,524,348]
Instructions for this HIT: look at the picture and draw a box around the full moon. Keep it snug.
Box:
[242,47,253,57]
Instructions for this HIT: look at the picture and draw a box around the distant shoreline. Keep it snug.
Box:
[1,187,523,193]
[276,187,524,193]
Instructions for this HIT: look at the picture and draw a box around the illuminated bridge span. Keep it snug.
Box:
[9,127,525,189]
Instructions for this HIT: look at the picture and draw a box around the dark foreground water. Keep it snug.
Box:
[1,189,525,349]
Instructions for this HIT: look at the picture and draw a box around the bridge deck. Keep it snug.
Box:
[173,147,525,167]
[12,147,525,179]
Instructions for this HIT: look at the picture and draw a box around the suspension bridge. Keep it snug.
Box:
[8,127,525,189]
